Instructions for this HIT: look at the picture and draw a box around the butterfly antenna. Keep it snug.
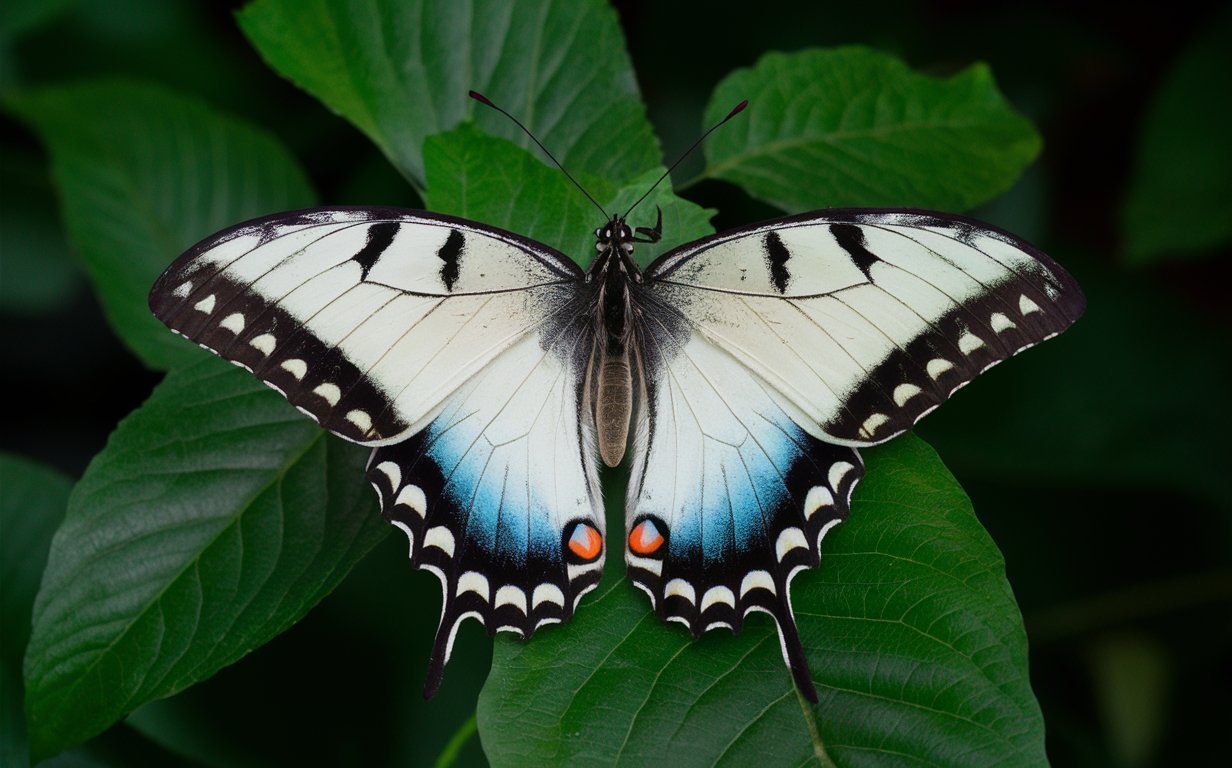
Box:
[469,90,609,219]
[622,99,748,220]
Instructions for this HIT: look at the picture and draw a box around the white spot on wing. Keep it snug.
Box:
[219,313,245,334]
[990,312,1016,333]
[394,484,427,517]
[281,358,308,379]
[173,281,193,298]
[927,358,954,379]
[804,486,834,520]
[249,333,276,355]
[1019,294,1042,315]
[958,332,985,355]
[828,461,856,491]
[665,578,696,605]
[346,410,373,433]
[740,570,775,596]
[374,460,400,490]
[495,585,528,613]
[858,413,889,439]
[532,583,565,608]
[892,383,922,407]
[193,294,216,313]
[700,586,736,612]
[424,526,455,557]
[775,527,808,561]
[457,572,490,601]
[313,382,341,406]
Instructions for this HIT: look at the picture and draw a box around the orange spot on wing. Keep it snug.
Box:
[629,519,664,555]
[568,523,602,561]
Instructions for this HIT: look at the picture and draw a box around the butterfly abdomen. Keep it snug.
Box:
[596,353,632,466]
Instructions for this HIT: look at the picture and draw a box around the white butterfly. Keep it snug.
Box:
[149,198,1083,700]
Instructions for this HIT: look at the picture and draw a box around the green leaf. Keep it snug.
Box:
[4,79,315,370]
[479,435,1044,766]
[0,455,73,768]
[702,47,1041,212]
[22,356,387,761]
[239,0,660,192]
[425,123,713,269]
[1122,8,1232,263]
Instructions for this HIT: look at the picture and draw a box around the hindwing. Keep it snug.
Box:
[367,310,603,696]
[626,303,863,701]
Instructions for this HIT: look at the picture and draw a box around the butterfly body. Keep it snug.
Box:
[150,204,1083,701]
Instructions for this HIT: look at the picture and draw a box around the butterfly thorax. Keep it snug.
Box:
[589,215,648,467]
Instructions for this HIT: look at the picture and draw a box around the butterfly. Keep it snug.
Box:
[148,106,1084,700]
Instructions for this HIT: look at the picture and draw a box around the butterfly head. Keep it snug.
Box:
[590,209,663,281]
[594,215,635,254]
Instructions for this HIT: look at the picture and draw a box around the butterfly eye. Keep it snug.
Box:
[594,228,602,238]
[565,521,603,562]
[628,517,666,556]
[620,226,632,240]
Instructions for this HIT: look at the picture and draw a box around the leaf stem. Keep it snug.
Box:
[435,712,478,768]
[795,684,837,768]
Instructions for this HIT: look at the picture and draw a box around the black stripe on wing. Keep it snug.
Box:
[149,268,409,444]
[820,251,1084,443]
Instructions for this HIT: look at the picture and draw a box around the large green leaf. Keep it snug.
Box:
[4,80,315,370]
[239,0,660,192]
[1122,8,1232,263]
[22,356,387,761]
[479,436,1045,767]
[702,47,1041,212]
[0,455,73,768]
[425,122,714,268]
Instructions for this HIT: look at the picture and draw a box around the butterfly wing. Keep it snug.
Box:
[627,314,862,702]
[150,207,584,445]
[149,208,604,696]
[642,209,1086,445]
[628,209,1084,699]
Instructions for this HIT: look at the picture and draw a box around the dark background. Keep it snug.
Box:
[2,1,1228,765]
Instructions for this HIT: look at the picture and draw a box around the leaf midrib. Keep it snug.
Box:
[704,118,1013,180]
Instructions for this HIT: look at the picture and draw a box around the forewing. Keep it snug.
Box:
[368,312,603,696]
[148,207,583,445]
[625,307,863,702]
[644,209,1085,445]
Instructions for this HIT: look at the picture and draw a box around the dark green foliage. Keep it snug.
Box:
[5,81,316,370]
[1122,8,1232,264]
[2,1,1226,766]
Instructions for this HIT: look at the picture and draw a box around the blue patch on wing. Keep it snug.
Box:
[425,411,558,560]
[669,406,808,565]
